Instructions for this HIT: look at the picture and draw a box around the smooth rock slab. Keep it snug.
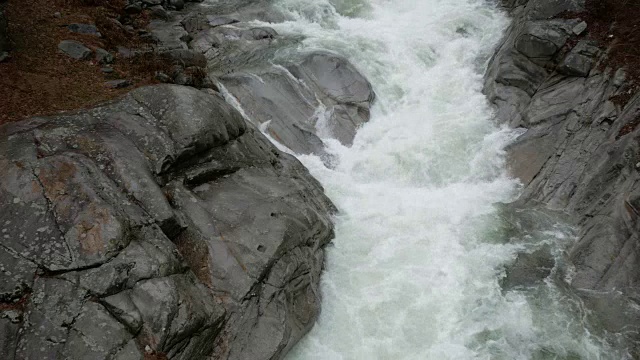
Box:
[221,51,375,154]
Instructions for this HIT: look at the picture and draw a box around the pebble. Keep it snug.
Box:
[105,79,132,89]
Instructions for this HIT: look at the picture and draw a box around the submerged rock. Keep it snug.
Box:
[502,245,555,289]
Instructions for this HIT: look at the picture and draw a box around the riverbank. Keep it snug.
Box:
[486,0,640,355]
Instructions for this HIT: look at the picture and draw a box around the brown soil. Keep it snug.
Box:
[144,351,169,360]
[144,352,169,360]
[0,0,171,124]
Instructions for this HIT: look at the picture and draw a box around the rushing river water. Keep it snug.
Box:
[215,0,629,358]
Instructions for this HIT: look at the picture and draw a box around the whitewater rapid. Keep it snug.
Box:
[220,0,627,358]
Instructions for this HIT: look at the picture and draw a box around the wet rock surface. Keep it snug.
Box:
[218,51,375,156]
[0,84,335,359]
[502,245,555,289]
[487,0,640,343]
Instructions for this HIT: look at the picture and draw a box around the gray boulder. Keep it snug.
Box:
[67,23,101,37]
[220,51,375,155]
[514,20,572,60]
[0,84,335,359]
[58,40,92,60]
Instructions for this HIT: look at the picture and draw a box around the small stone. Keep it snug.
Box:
[105,79,131,89]
[53,12,62,18]
[5,310,21,323]
[67,23,101,37]
[635,162,640,169]
[614,68,627,87]
[168,0,185,10]
[117,46,134,59]
[173,71,190,86]
[572,21,587,36]
[0,52,8,63]
[149,5,169,20]
[58,40,92,60]
[95,48,114,64]
[206,15,238,27]
[155,72,171,83]
[558,52,593,77]
[144,345,152,353]
[101,67,114,74]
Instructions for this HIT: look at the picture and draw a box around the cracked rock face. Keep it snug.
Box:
[0,84,335,359]
[486,0,640,343]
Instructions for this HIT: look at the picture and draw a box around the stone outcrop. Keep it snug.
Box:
[0,84,335,359]
[486,0,640,341]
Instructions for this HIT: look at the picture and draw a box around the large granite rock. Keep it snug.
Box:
[486,0,640,343]
[0,84,335,359]
[219,51,375,155]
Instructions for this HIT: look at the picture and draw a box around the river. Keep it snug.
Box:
[221,0,627,358]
